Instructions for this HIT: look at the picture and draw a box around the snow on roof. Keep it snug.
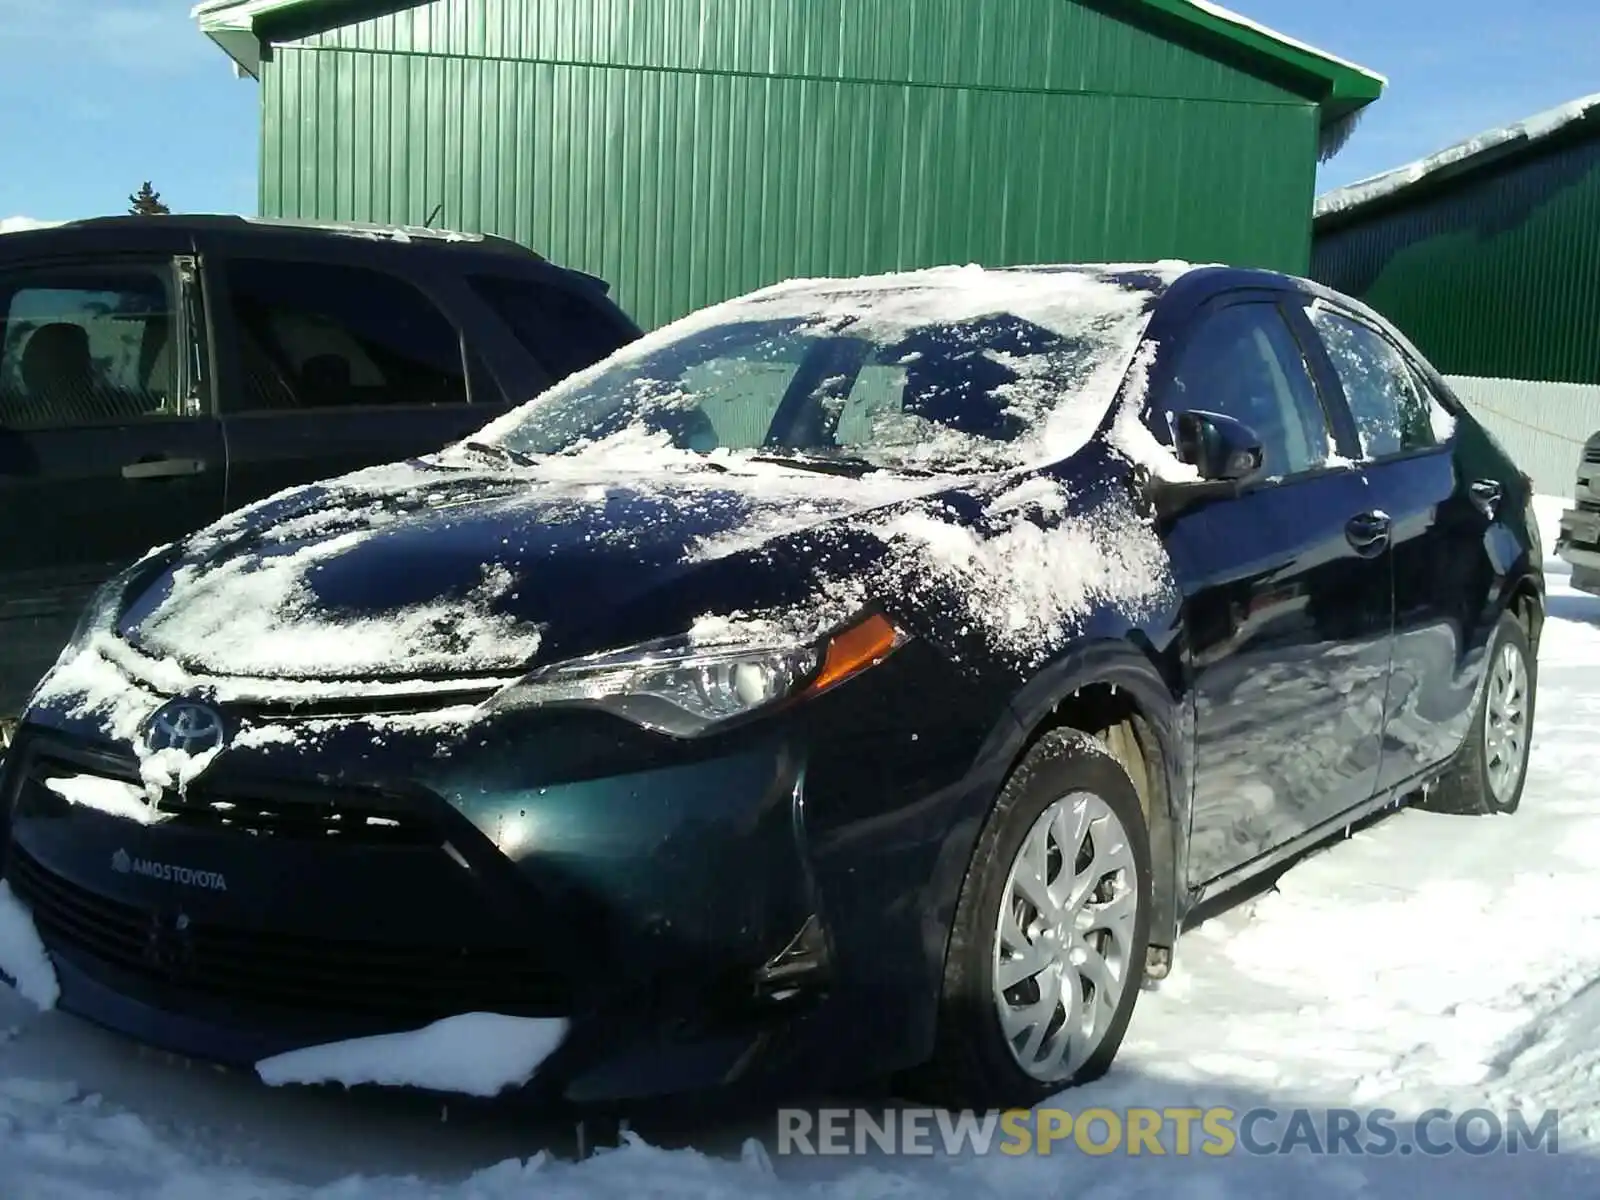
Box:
[1181,0,1387,87]
[1316,92,1600,220]
[0,217,63,235]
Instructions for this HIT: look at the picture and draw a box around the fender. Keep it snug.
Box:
[920,636,1190,980]
[1009,638,1190,951]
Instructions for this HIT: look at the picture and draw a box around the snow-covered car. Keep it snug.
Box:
[0,262,1544,1112]
[1555,432,1600,593]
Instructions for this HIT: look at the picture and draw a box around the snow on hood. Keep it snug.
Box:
[255,1013,569,1097]
[1315,92,1600,218]
[107,448,955,683]
[0,881,58,1011]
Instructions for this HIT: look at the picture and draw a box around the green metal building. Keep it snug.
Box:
[1312,95,1600,493]
[196,0,1383,330]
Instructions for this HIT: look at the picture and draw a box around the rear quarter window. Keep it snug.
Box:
[470,275,632,383]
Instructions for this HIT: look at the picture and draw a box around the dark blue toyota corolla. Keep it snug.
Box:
[0,263,1543,1112]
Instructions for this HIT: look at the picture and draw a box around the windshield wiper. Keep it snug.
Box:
[747,451,932,478]
[459,440,540,468]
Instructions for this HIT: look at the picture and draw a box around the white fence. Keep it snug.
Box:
[1445,376,1600,498]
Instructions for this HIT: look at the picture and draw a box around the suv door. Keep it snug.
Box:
[1147,294,1395,887]
[0,255,224,715]
[1296,299,1499,793]
[208,253,513,510]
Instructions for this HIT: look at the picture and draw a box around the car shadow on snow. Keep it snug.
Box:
[1545,588,1600,625]
[3,983,1599,1197]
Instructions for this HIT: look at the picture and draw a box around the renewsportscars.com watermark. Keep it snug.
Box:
[776,1106,1563,1157]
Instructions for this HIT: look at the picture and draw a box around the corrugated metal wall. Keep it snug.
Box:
[1312,133,1600,388]
[1446,375,1600,496]
[258,0,1322,329]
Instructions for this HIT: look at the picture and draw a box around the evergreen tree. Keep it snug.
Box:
[128,182,170,216]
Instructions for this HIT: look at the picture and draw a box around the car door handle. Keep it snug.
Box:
[1469,478,1503,519]
[122,456,208,480]
[1345,510,1392,556]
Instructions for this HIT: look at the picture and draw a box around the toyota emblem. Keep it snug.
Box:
[143,699,227,756]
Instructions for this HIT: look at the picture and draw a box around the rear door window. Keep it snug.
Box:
[0,263,187,428]
[221,258,468,411]
[1307,305,1446,459]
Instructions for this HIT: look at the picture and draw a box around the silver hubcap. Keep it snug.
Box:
[1484,640,1530,805]
[992,791,1138,1082]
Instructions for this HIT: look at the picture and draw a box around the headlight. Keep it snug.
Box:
[488,612,905,737]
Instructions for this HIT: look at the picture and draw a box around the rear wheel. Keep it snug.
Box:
[1423,612,1535,815]
[913,730,1152,1109]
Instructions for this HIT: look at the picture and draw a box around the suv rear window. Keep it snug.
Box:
[469,274,628,382]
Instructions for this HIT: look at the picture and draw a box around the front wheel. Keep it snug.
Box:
[1423,611,1536,815]
[912,730,1152,1110]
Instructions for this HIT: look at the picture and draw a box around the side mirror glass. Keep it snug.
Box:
[1173,409,1265,483]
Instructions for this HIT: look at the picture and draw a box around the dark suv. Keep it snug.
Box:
[0,215,639,717]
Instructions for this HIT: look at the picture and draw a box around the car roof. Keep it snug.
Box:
[0,213,621,293]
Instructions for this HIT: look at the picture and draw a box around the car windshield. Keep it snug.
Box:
[473,272,1163,473]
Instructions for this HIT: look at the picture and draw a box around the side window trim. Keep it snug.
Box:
[1151,292,1341,489]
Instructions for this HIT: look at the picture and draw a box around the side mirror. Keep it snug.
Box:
[1146,410,1267,522]
[1173,410,1266,483]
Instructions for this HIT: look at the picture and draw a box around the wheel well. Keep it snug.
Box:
[1509,579,1544,653]
[1019,683,1180,953]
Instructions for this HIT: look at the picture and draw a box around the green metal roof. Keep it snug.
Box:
[194,0,1383,127]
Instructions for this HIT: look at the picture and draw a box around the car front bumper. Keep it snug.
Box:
[0,639,1011,1107]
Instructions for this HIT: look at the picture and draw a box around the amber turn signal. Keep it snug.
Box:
[804,613,904,697]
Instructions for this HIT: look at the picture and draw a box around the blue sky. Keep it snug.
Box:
[0,0,1594,221]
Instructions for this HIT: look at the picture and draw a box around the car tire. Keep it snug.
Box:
[1422,611,1536,816]
[911,728,1152,1110]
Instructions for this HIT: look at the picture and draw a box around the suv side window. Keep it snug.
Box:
[0,263,184,429]
[469,274,630,384]
[223,258,468,411]
[1159,301,1332,478]
[1307,305,1439,458]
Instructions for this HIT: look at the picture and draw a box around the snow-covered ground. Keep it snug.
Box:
[2,497,1597,1197]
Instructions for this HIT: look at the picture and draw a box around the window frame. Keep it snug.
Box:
[1291,298,1454,467]
[206,249,479,417]
[1143,289,1351,492]
[0,254,212,432]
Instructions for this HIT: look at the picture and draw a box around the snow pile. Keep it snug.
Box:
[0,882,57,1011]
[1316,92,1600,217]
[256,1014,569,1097]
[44,775,162,824]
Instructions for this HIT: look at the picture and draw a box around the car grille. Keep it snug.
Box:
[1586,445,1600,465]
[6,846,569,1021]
[28,752,435,846]
[1580,498,1600,515]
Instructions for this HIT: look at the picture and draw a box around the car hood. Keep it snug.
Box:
[111,457,958,684]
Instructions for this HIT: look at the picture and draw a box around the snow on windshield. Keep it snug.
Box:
[471,264,1183,473]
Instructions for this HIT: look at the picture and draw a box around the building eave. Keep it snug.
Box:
[193,0,1386,127]
[1315,92,1600,227]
